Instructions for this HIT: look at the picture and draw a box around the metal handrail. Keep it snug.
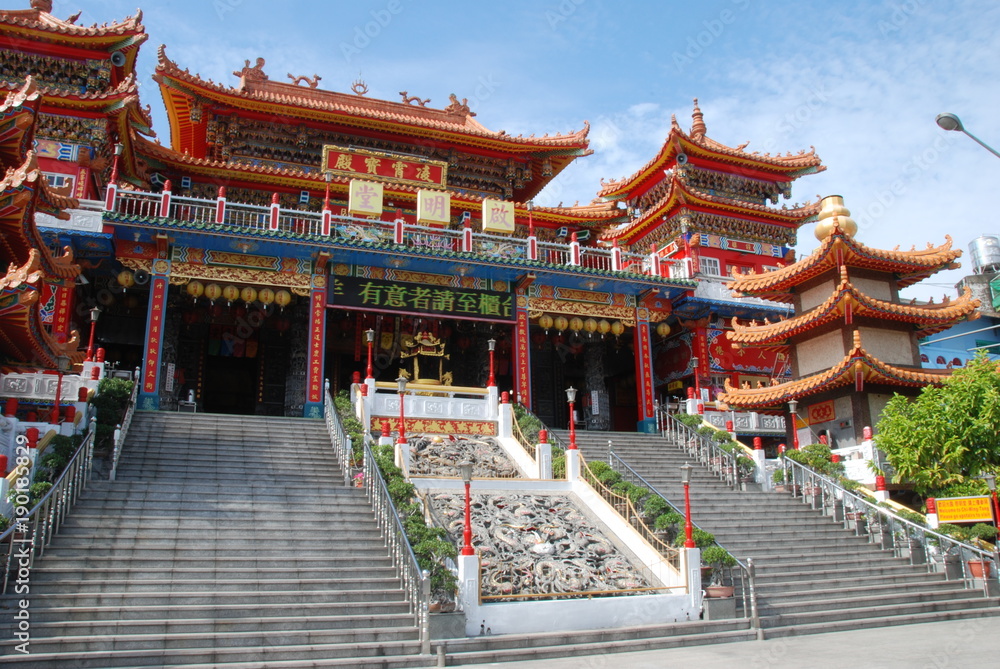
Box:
[608,449,759,626]
[578,451,681,572]
[1,417,97,594]
[363,437,430,654]
[662,411,739,488]
[108,370,140,482]
[781,457,1000,597]
[323,383,354,486]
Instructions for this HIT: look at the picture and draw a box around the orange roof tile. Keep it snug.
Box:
[727,223,963,302]
[718,330,952,410]
[729,266,981,346]
[0,6,145,43]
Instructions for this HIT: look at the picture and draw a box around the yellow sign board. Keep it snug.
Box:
[348,179,383,217]
[482,199,515,234]
[417,190,451,227]
[935,496,995,524]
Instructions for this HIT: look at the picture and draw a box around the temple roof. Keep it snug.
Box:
[718,329,952,410]
[729,266,981,346]
[154,47,591,201]
[0,4,145,47]
[0,249,79,367]
[0,151,81,280]
[0,76,41,168]
[727,223,963,302]
[599,170,820,244]
[597,100,824,201]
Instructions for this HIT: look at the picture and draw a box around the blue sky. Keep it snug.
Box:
[59,0,1000,299]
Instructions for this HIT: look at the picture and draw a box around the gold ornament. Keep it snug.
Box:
[814,194,858,241]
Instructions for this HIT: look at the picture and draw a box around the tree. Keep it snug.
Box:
[876,352,1000,495]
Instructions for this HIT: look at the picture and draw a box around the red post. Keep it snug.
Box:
[51,369,64,424]
[726,420,734,432]
[538,429,548,444]
[461,479,475,556]
[216,186,227,225]
[4,398,17,417]
[567,399,577,450]
[269,192,280,231]
[85,317,98,362]
[991,489,1000,537]
[381,420,391,439]
[487,339,496,387]
[753,437,763,450]
[159,180,172,218]
[397,390,407,444]
[683,478,695,548]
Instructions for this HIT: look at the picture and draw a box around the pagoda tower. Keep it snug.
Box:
[596,100,825,400]
[718,196,981,447]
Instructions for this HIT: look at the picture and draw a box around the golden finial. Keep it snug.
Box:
[814,195,858,241]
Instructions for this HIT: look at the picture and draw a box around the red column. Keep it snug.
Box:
[139,269,170,409]
[633,309,656,431]
[304,278,328,418]
[514,293,532,408]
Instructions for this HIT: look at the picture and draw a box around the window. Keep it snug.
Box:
[699,257,721,276]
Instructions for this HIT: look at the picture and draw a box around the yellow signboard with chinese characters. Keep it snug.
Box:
[417,190,451,227]
[482,199,515,234]
[935,496,995,524]
[322,146,447,188]
[348,179,383,217]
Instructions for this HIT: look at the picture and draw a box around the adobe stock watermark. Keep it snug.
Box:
[11,433,33,655]
[340,0,407,64]
[545,0,586,30]
[878,0,928,36]
[214,0,244,21]
[854,131,957,232]
[673,0,752,74]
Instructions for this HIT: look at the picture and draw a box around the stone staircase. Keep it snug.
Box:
[557,428,1000,637]
[0,411,428,667]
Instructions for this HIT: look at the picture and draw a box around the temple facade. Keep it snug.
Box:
[2,1,853,434]
[719,196,981,447]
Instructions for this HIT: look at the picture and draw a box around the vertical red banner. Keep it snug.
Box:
[634,313,655,422]
[50,285,74,343]
[143,277,167,394]
[307,289,326,404]
[514,304,531,408]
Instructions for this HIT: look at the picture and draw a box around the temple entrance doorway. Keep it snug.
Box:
[203,355,259,414]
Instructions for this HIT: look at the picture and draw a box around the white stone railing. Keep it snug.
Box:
[701,408,785,433]
[370,381,494,423]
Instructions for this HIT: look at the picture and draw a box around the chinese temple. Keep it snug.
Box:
[2,1,841,433]
[719,195,981,447]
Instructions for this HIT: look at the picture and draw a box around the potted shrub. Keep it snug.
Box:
[654,510,684,543]
[963,523,998,578]
[701,545,738,598]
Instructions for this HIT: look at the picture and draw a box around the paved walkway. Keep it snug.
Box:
[460,617,1000,669]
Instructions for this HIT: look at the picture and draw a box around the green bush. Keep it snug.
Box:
[92,378,134,452]
[597,469,622,487]
[626,485,650,505]
[512,403,545,444]
[552,455,566,479]
[674,527,715,548]
[697,426,716,438]
[674,414,703,428]
[655,510,684,531]
[643,495,669,519]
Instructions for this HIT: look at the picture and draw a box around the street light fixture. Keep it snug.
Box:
[788,399,799,449]
[566,386,578,450]
[365,328,375,379]
[487,338,497,387]
[396,376,408,445]
[691,355,700,397]
[936,112,1000,160]
[458,460,475,556]
[85,306,101,362]
[680,463,695,548]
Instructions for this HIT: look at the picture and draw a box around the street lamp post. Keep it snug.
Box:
[365,328,375,379]
[936,113,1000,160]
[85,306,101,362]
[691,355,700,398]
[681,463,695,548]
[396,376,408,445]
[788,399,799,449]
[487,338,496,387]
[981,473,1000,539]
[566,386,578,449]
[458,460,475,556]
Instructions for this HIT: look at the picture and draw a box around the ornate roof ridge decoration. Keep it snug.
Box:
[0,77,41,166]
[0,150,81,279]
[155,46,590,150]
[728,267,981,346]
[0,250,80,366]
[718,329,951,410]
[0,4,145,40]
[1,75,41,111]
[597,99,824,199]
[131,135,621,223]
[728,221,963,302]
[599,172,821,243]
[3,70,139,101]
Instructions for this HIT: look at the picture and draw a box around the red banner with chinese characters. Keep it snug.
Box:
[307,288,326,404]
[635,318,655,420]
[807,400,836,425]
[143,277,168,394]
[322,145,447,188]
[515,305,531,406]
[50,285,73,343]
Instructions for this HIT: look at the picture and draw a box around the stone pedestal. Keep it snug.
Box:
[703,596,737,620]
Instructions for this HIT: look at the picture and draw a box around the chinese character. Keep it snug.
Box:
[409,287,433,310]
[478,294,501,316]
[488,205,509,227]
[384,285,407,308]
[432,290,455,312]
[391,160,406,178]
[456,293,478,313]
[425,194,446,219]
[364,156,381,174]
[355,184,378,208]
[415,164,432,182]
[357,281,383,305]
[335,153,354,171]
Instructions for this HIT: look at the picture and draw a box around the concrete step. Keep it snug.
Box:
[28,575,404,594]
[25,587,410,608]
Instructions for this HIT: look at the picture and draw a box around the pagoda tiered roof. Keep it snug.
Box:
[728,224,964,303]
[0,76,41,167]
[0,3,146,71]
[0,248,79,366]
[728,266,981,347]
[597,101,824,202]
[598,171,820,245]
[154,47,591,202]
[718,329,952,410]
